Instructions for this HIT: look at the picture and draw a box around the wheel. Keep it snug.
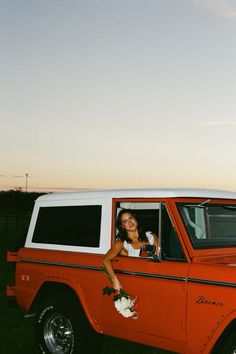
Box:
[214,331,236,354]
[34,294,103,354]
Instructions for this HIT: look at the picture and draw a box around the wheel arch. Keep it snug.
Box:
[29,280,102,333]
[211,318,236,353]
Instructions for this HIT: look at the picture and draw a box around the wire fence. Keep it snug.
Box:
[0,212,32,237]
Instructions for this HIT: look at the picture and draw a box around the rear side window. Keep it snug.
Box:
[32,205,102,247]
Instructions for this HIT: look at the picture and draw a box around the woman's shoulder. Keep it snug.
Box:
[114,239,124,246]
[146,231,156,245]
[146,231,158,237]
[114,239,128,255]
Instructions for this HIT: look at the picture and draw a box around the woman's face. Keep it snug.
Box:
[120,212,138,232]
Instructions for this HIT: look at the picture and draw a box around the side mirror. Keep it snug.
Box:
[140,244,160,261]
[139,245,156,257]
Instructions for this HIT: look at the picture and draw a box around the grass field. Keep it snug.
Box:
[0,292,172,354]
[0,211,173,354]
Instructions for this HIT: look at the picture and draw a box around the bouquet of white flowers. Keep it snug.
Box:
[102,267,138,319]
[113,290,138,318]
[103,286,138,319]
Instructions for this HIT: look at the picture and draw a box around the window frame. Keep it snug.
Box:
[112,198,186,262]
[25,198,112,254]
[32,205,102,248]
[177,202,236,249]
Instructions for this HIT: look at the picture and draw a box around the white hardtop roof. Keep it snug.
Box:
[35,188,236,202]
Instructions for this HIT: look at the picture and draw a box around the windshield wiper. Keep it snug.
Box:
[185,199,211,208]
[197,199,211,208]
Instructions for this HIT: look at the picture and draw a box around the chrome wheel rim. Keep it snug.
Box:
[43,312,74,354]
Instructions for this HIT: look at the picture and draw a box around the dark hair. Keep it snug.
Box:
[116,209,148,243]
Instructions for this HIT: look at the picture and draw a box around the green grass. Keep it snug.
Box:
[0,293,34,354]
[0,291,172,354]
[0,214,172,354]
[0,293,170,354]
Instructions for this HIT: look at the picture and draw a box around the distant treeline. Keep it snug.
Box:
[0,190,46,212]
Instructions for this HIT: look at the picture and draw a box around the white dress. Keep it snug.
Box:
[123,231,154,257]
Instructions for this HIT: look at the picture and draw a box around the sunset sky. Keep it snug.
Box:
[1,0,236,192]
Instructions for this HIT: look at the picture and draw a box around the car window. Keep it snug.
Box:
[178,203,236,249]
[114,201,185,261]
[32,205,102,247]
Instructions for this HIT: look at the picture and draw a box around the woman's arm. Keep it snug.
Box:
[102,240,124,291]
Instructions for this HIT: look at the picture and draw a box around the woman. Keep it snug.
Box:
[102,209,158,292]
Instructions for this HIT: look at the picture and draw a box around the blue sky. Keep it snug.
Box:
[1,0,236,192]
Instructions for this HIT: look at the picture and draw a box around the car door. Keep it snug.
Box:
[101,201,190,344]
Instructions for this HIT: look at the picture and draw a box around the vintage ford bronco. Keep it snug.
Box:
[7,188,236,353]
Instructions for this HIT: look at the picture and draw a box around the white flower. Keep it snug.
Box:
[114,296,137,319]
[102,274,138,320]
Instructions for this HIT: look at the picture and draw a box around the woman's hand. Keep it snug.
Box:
[112,276,122,292]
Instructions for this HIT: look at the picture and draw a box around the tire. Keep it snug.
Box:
[34,294,103,354]
[214,331,236,354]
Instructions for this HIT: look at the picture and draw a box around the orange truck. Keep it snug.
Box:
[7,188,236,354]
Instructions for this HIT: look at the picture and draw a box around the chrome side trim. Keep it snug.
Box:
[20,258,101,271]
[20,258,187,282]
[20,258,236,288]
[187,277,236,288]
[116,269,187,282]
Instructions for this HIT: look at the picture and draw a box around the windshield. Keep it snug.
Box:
[177,203,236,249]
